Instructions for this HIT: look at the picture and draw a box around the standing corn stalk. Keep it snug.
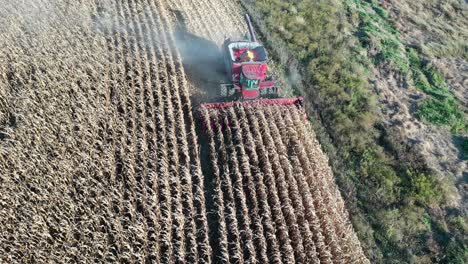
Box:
[222,109,257,263]
[200,104,369,263]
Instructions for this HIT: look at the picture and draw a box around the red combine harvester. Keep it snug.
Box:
[220,14,275,100]
[200,14,304,110]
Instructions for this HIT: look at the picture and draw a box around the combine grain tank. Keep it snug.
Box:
[219,14,276,100]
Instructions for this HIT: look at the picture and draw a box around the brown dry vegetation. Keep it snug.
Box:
[201,104,369,263]
[379,0,468,182]
[237,0,466,262]
[382,0,467,103]
[0,0,368,263]
[0,0,211,262]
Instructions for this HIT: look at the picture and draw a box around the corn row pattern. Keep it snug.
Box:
[0,0,369,263]
[0,0,210,262]
[202,105,369,263]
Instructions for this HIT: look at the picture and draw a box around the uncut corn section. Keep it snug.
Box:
[201,105,369,264]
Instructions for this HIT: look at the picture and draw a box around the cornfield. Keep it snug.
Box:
[200,105,369,263]
[0,0,368,263]
[0,0,210,262]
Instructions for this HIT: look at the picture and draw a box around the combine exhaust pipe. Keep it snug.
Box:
[244,14,257,42]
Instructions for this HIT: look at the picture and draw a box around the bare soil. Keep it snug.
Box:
[382,0,468,103]
[375,0,468,209]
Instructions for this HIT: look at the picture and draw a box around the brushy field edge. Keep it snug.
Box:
[240,0,467,262]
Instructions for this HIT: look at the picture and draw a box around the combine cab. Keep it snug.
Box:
[220,14,277,100]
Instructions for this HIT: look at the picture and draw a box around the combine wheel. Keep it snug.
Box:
[220,85,227,97]
[220,84,229,97]
[260,88,272,97]
[266,87,278,96]
[228,86,236,97]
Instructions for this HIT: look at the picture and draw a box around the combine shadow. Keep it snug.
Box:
[171,9,226,262]
[172,10,226,106]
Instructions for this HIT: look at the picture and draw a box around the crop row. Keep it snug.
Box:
[201,105,369,263]
[0,0,210,262]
